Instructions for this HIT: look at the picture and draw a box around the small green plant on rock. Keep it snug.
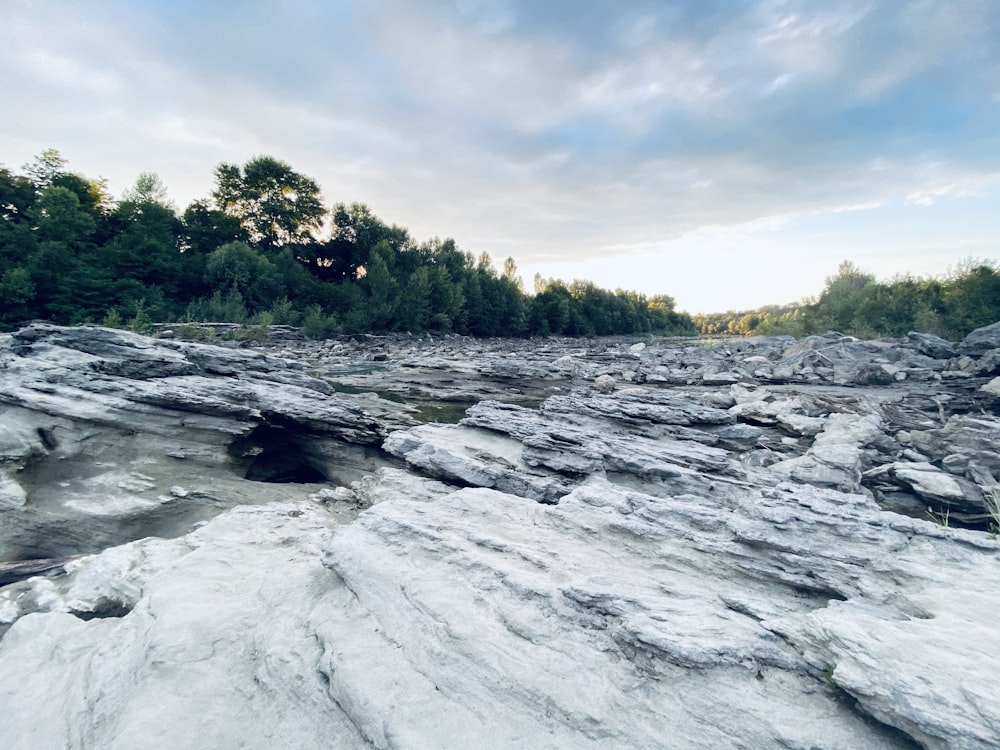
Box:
[128,300,154,334]
[101,307,124,329]
[926,505,950,528]
[984,486,1000,535]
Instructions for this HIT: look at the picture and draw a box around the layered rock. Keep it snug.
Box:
[0,323,415,561]
[2,321,1000,749]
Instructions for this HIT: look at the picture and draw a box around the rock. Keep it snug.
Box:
[3,324,1000,749]
[982,377,1000,399]
[0,473,27,511]
[959,320,1000,355]
[907,331,957,359]
[0,324,416,560]
[5,467,997,748]
[910,416,1000,479]
[0,501,381,748]
[770,413,882,493]
[864,461,975,514]
[892,463,965,502]
[593,374,616,393]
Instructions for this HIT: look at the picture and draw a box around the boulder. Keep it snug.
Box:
[959,320,1000,355]
[907,331,957,359]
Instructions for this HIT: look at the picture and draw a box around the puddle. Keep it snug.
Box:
[317,376,471,424]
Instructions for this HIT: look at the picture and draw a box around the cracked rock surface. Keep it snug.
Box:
[2,323,1000,748]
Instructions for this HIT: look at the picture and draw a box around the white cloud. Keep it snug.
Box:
[1,0,998,312]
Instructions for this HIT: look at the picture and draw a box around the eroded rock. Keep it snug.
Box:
[0,324,416,560]
[2,322,1000,749]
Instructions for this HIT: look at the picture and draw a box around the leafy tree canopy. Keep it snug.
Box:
[212,156,325,251]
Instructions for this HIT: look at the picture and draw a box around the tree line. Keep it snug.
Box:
[0,150,696,338]
[693,260,1000,341]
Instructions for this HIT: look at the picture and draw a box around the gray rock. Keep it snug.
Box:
[2,325,1000,749]
[5,466,996,749]
[959,320,1000,355]
[907,331,957,359]
[0,324,416,559]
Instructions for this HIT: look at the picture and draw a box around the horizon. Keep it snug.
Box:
[3,1,998,314]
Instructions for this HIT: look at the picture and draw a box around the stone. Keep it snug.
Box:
[959,320,1000,355]
[906,331,957,359]
[0,324,417,560]
[981,377,1000,398]
[891,463,966,502]
[4,468,997,749]
[2,324,1000,749]
[593,374,616,393]
[769,413,882,493]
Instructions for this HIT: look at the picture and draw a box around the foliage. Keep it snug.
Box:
[301,304,339,339]
[101,307,124,329]
[984,486,1000,534]
[694,259,1000,341]
[128,299,154,334]
[13,148,994,345]
[212,156,326,250]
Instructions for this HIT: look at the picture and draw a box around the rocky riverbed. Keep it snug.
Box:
[1,321,999,748]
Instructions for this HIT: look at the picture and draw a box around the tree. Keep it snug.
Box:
[120,172,172,209]
[204,241,284,313]
[181,199,246,254]
[317,202,411,280]
[351,240,399,332]
[942,263,1000,337]
[0,167,37,266]
[0,267,36,325]
[31,186,95,245]
[813,260,876,333]
[22,148,68,189]
[212,156,326,250]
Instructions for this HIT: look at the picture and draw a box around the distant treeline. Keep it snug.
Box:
[0,150,695,337]
[693,260,1000,341]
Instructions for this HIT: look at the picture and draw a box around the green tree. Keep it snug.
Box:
[353,240,398,332]
[942,263,1000,337]
[212,156,326,250]
[318,202,411,281]
[0,267,36,325]
[31,186,95,245]
[181,199,246,254]
[22,148,68,189]
[396,266,432,331]
[204,241,284,313]
[813,260,876,333]
[120,172,172,209]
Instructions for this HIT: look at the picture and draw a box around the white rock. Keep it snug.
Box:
[893,465,965,501]
[0,472,27,510]
[982,377,1000,397]
[593,374,616,393]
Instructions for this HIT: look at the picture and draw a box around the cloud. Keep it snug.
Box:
[2,0,998,311]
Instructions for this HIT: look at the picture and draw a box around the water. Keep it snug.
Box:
[316,374,472,424]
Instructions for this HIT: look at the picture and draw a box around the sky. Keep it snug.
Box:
[2,0,999,313]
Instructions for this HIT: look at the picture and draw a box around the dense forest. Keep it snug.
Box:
[2,150,997,341]
[0,150,694,338]
[693,259,1000,340]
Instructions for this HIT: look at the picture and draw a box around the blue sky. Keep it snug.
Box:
[2,0,998,312]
